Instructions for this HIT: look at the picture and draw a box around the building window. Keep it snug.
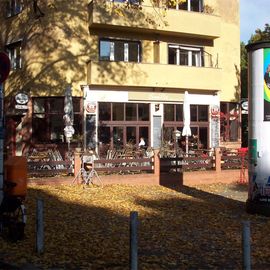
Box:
[6,41,22,70]
[99,39,141,63]
[6,0,23,17]
[166,0,203,12]
[111,0,141,4]
[98,102,150,156]
[220,102,240,142]
[168,44,204,67]
[163,103,209,150]
[32,97,83,143]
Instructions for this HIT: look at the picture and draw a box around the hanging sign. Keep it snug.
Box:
[85,101,96,114]
[211,105,220,118]
[15,93,29,110]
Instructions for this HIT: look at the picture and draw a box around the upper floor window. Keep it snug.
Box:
[6,0,23,17]
[111,0,141,4]
[99,39,141,63]
[168,44,204,67]
[166,0,203,12]
[6,41,22,70]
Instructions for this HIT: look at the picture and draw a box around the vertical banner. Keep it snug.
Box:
[264,48,270,121]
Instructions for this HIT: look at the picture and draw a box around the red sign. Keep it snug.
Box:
[86,102,96,114]
[0,52,11,84]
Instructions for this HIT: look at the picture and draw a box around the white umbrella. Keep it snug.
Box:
[182,91,192,154]
[63,85,75,151]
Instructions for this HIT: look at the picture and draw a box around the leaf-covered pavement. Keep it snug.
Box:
[0,182,269,269]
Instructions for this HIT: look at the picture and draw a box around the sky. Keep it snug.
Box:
[240,0,270,44]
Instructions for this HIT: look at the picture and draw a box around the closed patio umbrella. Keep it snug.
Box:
[63,85,75,151]
[182,91,192,154]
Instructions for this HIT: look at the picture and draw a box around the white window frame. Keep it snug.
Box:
[100,39,141,63]
[168,44,203,67]
[171,0,203,12]
[6,41,22,70]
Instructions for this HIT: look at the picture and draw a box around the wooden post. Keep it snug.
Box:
[36,198,44,254]
[154,149,160,178]
[130,211,138,270]
[214,147,221,172]
[74,152,82,184]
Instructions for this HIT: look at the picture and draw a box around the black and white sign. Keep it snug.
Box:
[15,93,29,105]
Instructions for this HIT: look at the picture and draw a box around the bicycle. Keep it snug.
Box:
[73,154,103,188]
[0,181,27,242]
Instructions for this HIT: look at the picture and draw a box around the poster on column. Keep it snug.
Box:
[264,48,270,121]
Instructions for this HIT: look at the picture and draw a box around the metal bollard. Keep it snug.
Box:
[242,220,251,270]
[36,198,44,254]
[130,211,138,270]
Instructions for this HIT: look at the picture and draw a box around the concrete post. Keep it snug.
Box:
[215,147,221,172]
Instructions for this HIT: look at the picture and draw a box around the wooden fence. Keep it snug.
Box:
[94,157,154,174]
[28,160,73,177]
[27,148,248,178]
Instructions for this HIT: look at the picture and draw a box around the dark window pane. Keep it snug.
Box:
[176,104,183,121]
[230,119,238,141]
[99,102,111,121]
[50,98,63,113]
[98,126,111,157]
[163,127,174,142]
[33,98,45,113]
[100,40,111,61]
[220,102,227,114]
[50,115,64,142]
[192,51,200,66]
[191,0,202,12]
[113,103,124,121]
[190,105,197,121]
[129,42,140,62]
[113,127,123,149]
[73,114,83,137]
[114,41,125,61]
[73,98,81,113]
[164,104,174,121]
[180,50,189,65]
[168,47,177,64]
[126,103,137,121]
[127,127,136,144]
[33,118,47,142]
[138,104,149,121]
[139,127,149,147]
[199,127,208,149]
[198,105,208,122]
[178,0,187,10]
[98,126,111,144]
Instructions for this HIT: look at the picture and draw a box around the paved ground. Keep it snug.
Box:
[2,181,267,270]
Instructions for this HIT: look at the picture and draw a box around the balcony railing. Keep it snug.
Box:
[88,0,221,39]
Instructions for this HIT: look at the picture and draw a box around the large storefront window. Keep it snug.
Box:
[163,104,209,150]
[32,97,82,143]
[220,102,240,142]
[98,102,150,156]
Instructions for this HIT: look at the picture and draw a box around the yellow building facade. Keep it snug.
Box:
[0,0,240,156]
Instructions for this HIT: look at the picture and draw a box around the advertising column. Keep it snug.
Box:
[246,41,270,216]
